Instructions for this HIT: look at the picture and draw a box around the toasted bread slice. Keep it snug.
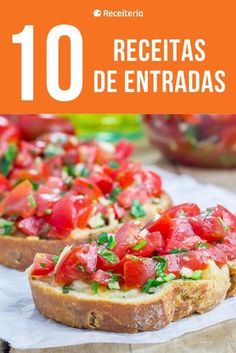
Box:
[29,261,230,333]
[0,191,172,271]
[227,260,236,296]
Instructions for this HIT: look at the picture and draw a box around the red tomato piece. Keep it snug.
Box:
[31,253,55,276]
[17,216,45,236]
[146,214,173,236]
[90,269,113,285]
[96,253,120,272]
[72,177,102,199]
[35,185,60,217]
[190,216,228,242]
[74,196,93,228]
[0,180,36,218]
[124,257,156,288]
[0,174,11,193]
[113,221,143,258]
[0,117,20,145]
[130,231,164,257]
[165,218,202,252]
[42,156,63,179]
[113,202,126,220]
[55,244,97,284]
[210,205,236,232]
[117,187,148,209]
[216,236,236,260]
[162,203,201,218]
[115,139,134,160]
[141,170,162,197]
[14,141,41,168]
[89,172,113,195]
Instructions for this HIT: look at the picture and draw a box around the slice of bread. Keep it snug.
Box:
[0,191,172,271]
[29,260,231,333]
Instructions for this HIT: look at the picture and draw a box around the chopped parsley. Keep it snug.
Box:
[99,249,119,264]
[196,242,209,249]
[80,166,89,177]
[185,125,198,149]
[142,273,175,293]
[170,248,188,254]
[0,144,17,176]
[108,187,122,202]
[218,217,230,231]
[132,239,147,251]
[130,199,146,218]
[0,218,13,235]
[62,286,73,294]
[28,194,37,208]
[44,144,64,157]
[109,160,120,169]
[190,270,202,280]
[97,232,116,250]
[154,257,167,276]
[52,255,59,265]
[91,281,99,294]
[40,262,46,268]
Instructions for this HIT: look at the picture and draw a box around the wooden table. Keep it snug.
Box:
[1,138,236,353]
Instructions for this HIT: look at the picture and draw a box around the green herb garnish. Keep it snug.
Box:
[44,208,52,215]
[170,248,188,254]
[109,161,120,169]
[44,144,64,157]
[52,255,59,265]
[97,232,116,250]
[190,270,202,280]
[108,187,122,202]
[142,273,175,293]
[130,199,146,218]
[0,144,17,176]
[99,249,119,264]
[80,166,89,177]
[218,217,230,231]
[91,281,99,294]
[0,218,13,235]
[28,194,37,208]
[62,286,72,294]
[196,242,209,249]
[132,239,147,251]
[154,257,167,276]
[40,262,46,268]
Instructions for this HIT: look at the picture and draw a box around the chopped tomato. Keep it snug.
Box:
[0,174,11,193]
[113,221,143,258]
[89,172,113,195]
[0,117,20,145]
[117,187,148,209]
[124,257,156,288]
[210,205,236,232]
[31,253,55,276]
[42,156,63,179]
[35,185,60,217]
[162,203,201,218]
[72,177,102,199]
[90,269,113,285]
[0,180,36,218]
[164,218,201,252]
[10,168,42,184]
[74,196,93,228]
[146,214,173,236]
[141,170,162,197]
[55,244,97,284]
[96,252,120,271]
[216,236,236,260]
[49,195,77,237]
[14,141,41,168]
[130,231,164,257]
[17,216,45,236]
[115,140,134,160]
[190,216,228,242]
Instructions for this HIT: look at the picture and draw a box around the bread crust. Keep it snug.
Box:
[29,262,230,333]
[0,191,172,271]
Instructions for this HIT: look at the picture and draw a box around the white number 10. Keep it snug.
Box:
[12,25,83,101]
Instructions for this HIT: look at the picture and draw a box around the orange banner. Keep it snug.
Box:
[0,0,235,113]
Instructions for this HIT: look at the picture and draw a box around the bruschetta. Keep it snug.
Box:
[28,203,236,333]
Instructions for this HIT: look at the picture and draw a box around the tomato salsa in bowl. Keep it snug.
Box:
[144,114,236,168]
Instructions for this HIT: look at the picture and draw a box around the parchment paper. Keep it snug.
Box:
[0,167,236,349]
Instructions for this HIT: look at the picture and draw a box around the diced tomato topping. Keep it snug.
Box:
[115,140,134,160]
[72,177,102,199]
[210,205,236,232]
[0,174,11,193]
[17,216,45,236]
[117,187,148,209]
[113,202,126,220]
[0,180,36,218]
[90,269,113,285]
[130,231,164,257]
[216,236,236,260]
[162,203,201,218]
[146,214,173,236]
[55,243,97,284]
[190,216,228,242]
[42,156,63,179]
[165,218,202,252]
[89,172,113,195]
[31,253,55,276]
[96,252,120,271]
[113,221,143,258]
[49,195,92,237]
[124,257,156,288]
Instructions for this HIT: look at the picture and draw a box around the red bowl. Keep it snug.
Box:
[144,114,236,168]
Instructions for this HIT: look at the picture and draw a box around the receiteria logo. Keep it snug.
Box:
[93,9,102,17]
[93,9,143,17]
